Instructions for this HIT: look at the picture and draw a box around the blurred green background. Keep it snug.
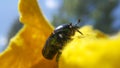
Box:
[0,0,120,52]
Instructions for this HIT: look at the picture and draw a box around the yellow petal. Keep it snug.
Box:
[18,0,53,30]
[0,0,57,68]
[59,26,120,68]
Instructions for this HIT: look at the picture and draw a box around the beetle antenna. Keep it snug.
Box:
[74,19,83,35]
[75,29,83,35]
[78,19,81,23]
[74,19,81,26]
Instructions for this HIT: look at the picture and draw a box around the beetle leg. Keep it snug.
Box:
[56,50,62,62]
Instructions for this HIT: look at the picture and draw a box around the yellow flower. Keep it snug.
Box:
[59,26,120,68]
[0,0,57,68]
[0,0,120,68]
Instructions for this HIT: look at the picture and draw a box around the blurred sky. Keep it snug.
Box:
[0,0,120,52]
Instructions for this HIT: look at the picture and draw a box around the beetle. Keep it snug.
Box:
[42,19,83,61]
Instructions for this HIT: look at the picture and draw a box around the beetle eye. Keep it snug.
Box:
[69,25,72,28]
[69,23,72,28]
